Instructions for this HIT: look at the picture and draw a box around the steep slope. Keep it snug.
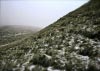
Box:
[0,0,100,71]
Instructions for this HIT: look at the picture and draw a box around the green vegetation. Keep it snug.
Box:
[0,0,100,71]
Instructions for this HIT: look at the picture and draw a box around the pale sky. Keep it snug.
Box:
[0,0,89,28]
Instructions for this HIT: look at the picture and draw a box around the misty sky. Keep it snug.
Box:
[0,0,89,28]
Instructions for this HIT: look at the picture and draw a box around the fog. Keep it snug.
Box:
[0,0,89,28]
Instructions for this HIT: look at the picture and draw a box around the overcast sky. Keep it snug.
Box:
[0,0,89,28]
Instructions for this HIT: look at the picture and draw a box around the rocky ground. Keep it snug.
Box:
[0,0,100,71]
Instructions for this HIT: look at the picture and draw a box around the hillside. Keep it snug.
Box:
[0,0,100,71]
[0,25,40,46]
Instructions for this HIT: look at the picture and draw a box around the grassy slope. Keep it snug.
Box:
[0,0,100,71]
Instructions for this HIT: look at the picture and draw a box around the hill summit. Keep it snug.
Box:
[0,0,100,71]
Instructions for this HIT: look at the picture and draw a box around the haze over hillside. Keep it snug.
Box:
[0,0,88,28]
[0,25,41,32]
[0,25,41,46]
